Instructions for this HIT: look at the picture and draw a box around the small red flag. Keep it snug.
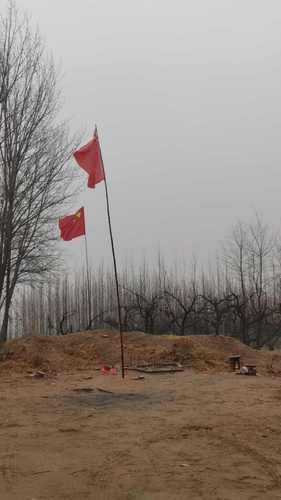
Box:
[73,128,105,188]
[59,207,86,241]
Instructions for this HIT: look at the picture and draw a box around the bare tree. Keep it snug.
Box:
[0,3,76,340]
[163,284,197,335]
[247,216,275,346]
[199,287,232,337]
[223,221,250,343]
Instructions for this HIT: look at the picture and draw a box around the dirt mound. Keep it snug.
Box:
[0,330,279,375]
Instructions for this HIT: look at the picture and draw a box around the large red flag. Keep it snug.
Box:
[73,128,105,188]
[59,207,86,241]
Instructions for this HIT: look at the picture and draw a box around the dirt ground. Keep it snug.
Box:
[1,367,281,500]
[1,330,279,375]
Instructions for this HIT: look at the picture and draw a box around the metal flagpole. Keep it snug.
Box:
[96,127,125,378]
[84,233,92,330]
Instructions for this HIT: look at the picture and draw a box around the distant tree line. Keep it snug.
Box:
[8,216,281,349]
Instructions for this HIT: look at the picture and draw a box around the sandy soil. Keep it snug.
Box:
[1,368,281,500]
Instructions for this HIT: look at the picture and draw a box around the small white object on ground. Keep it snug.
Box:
[240,366,249,375]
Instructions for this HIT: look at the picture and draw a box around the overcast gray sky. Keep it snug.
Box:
[7,0,281,269]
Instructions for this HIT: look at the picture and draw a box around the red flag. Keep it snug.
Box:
[59,207,86,241]
[73,128,105,188]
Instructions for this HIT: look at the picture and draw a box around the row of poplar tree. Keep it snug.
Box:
[8,216,281,348]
